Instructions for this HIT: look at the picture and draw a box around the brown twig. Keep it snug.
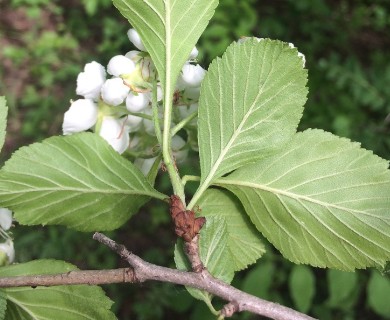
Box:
[0,233,316,320]
[0,268,135,287]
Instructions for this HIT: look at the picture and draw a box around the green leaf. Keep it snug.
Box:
[198,39,308,189]
[174,216,234,305]
[112,0,218,98]
[242,262,274,299]
[367,271,390,318]
[219,129,390,270]
[0,290,6,320]
[327,269,358,307]
[0,133,166,231]
[0,260,116,320]
[0,97,8,152]
[197,189,265,271]
[174,189,265,306]
[288,265,315,313]
[174,215,235,283]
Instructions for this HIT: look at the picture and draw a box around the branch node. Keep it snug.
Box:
[220,301,240,318]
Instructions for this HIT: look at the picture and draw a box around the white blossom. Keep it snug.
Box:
[177,103,198,123]
[76,61,106,100]
[125,114,143,131]
[63,99,98,135]
[134,157,159,176]
[183,86,201,100]
[189,46,199,60]
[126,92,150,113]
[0,240,14,264]
[127,28,146,51]
[107,55,136,77]
[101,78,130,106]
[172,135,188,163]
[125,50,142,63]
[0,208,12,231]
[99,116,130,154]
[177,63,206,89]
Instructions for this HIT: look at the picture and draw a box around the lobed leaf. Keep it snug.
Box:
[219,129,390,270]
[112,0,218,99]
[0,260,116,320]
[198,39,308,189]
[0,133,166,231]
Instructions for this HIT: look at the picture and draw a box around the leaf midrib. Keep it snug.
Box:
[0,187,163,198]
[217,178,389,219]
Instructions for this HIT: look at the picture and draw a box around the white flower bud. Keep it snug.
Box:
[183,86,201,100]
[177,63,206,89]
[107,55,136,77]
[0,208,12,231]
[101,78,130,106]
[63,99,98,135]
[127,28,146,51]
[156,84,163,102]
[189,46,199,59]
[99,117,130,154]
[126,92,150,113]
[172,135,188,163]
[0,240,14,264]
[125,114,143,131]
[76,61,106,100]
[178,103,198,123]
[134,157,159,176]
[125,50,142,63]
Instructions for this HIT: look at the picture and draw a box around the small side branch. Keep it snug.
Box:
[0,268,136,287]
[0,233,317,320]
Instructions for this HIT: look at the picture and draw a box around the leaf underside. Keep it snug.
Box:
[0,260,116,320]
[112,0,218,98]
[0,133,165,231]
[198,39,308,188]
[220,129,390,270]
[175,189,265,303]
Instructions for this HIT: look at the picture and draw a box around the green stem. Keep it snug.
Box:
[151,81,163,146]
[187,181,209,210]
[181,175,200,187]
[170,110,197,136]
[162,34,185,203]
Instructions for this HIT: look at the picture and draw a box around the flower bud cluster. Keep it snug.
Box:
[62,28,207,173]
[0,208,14,265]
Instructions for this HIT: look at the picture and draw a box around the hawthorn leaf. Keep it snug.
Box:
[0,260,116,320]
[174,189,265,304]
[327,269,358,307]
[112,0,218,99]
[289,265,315,313]
[197,188,265,271]
[0,97,8,152]
[0,133,166,231]
[219,129,390,270]
[198,39,308,190]
[174,216,234,304]
[0,290,5,320]
[367,270,390,318]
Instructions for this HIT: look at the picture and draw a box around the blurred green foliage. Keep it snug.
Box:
[1,0,390,319]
